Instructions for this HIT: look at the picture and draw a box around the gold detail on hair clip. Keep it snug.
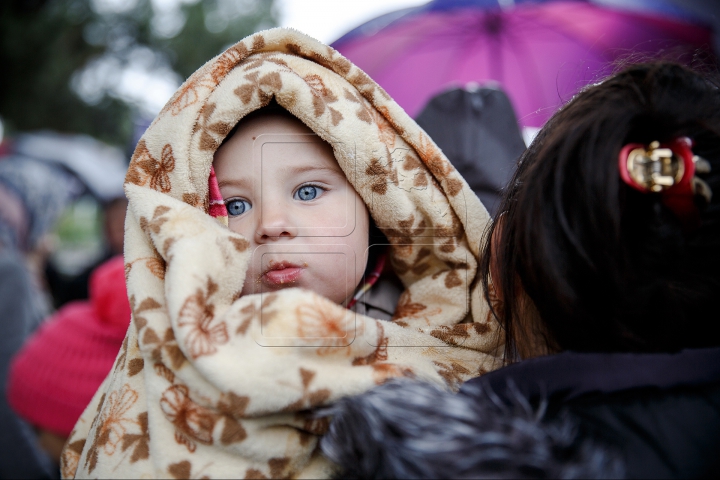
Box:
[693,155,711,174]
[626,141,684,192]
[692,154,713,204]
[692,177,713,204]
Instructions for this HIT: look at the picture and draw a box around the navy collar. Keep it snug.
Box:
[462,347,720,403]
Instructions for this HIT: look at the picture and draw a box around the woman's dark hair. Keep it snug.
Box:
[481,62,720,361]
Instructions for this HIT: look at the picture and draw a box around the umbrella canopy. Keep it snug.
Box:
[333,0,714,126]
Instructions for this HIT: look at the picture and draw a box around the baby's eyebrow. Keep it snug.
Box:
[217,178,252,189]
[284,164,344,178]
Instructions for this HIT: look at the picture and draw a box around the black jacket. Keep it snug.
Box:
[469,348,720,478]
[321,347,720,479]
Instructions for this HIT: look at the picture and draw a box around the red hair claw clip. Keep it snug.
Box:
[619,137,712,231]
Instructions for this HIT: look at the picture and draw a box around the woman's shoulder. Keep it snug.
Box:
[460,348,720,478]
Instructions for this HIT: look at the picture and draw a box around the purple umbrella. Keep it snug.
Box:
[332,0,714,126]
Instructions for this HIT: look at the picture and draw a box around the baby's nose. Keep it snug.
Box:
[255,203,298,240]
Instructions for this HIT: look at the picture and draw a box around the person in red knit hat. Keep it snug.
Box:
[7,255,131,466]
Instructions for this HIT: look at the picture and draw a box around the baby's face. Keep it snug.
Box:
[213,112,370,304]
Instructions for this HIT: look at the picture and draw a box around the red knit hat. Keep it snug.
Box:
[7,255,131,437]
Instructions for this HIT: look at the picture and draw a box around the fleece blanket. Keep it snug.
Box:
[62,28,502,479]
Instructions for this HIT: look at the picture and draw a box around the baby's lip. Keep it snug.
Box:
[262,260,303,275]
[261,260,304,286]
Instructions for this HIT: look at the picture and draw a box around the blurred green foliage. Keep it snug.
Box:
[54,195,101,246]
[0,0,277,148]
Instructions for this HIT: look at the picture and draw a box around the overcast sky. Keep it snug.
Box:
[276,0,426,44]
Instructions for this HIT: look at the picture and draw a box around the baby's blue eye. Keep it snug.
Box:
[226,198,251,217]
[295,185,323,201]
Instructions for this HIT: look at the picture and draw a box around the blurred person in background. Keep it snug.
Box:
[44,194,128,308]
[3,131,129,309]
[7,256,131,476]
[414,84,527,217]
[0,156,82,479]
[102,196,127,258]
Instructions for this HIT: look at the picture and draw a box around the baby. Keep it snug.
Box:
[62,28,498,479]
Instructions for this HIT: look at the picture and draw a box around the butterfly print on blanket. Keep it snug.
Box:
[433,360,473,389]
[303,74,343,125]
[296,299,353,355]
[177,277,229,359]
[365,152,399,195]
[61,437,86,478]
[84,384,139,473]
[126,141,176,193]
[234,70,283,105]
[282,368,331,412]
[160,384,218,452]
[216,391,250,445]
[120,411,150,463]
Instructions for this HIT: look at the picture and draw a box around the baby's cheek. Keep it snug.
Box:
[228,216,254,238]
[310,208,348,230]
[312,247,361,304]
[240,264,260,296]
